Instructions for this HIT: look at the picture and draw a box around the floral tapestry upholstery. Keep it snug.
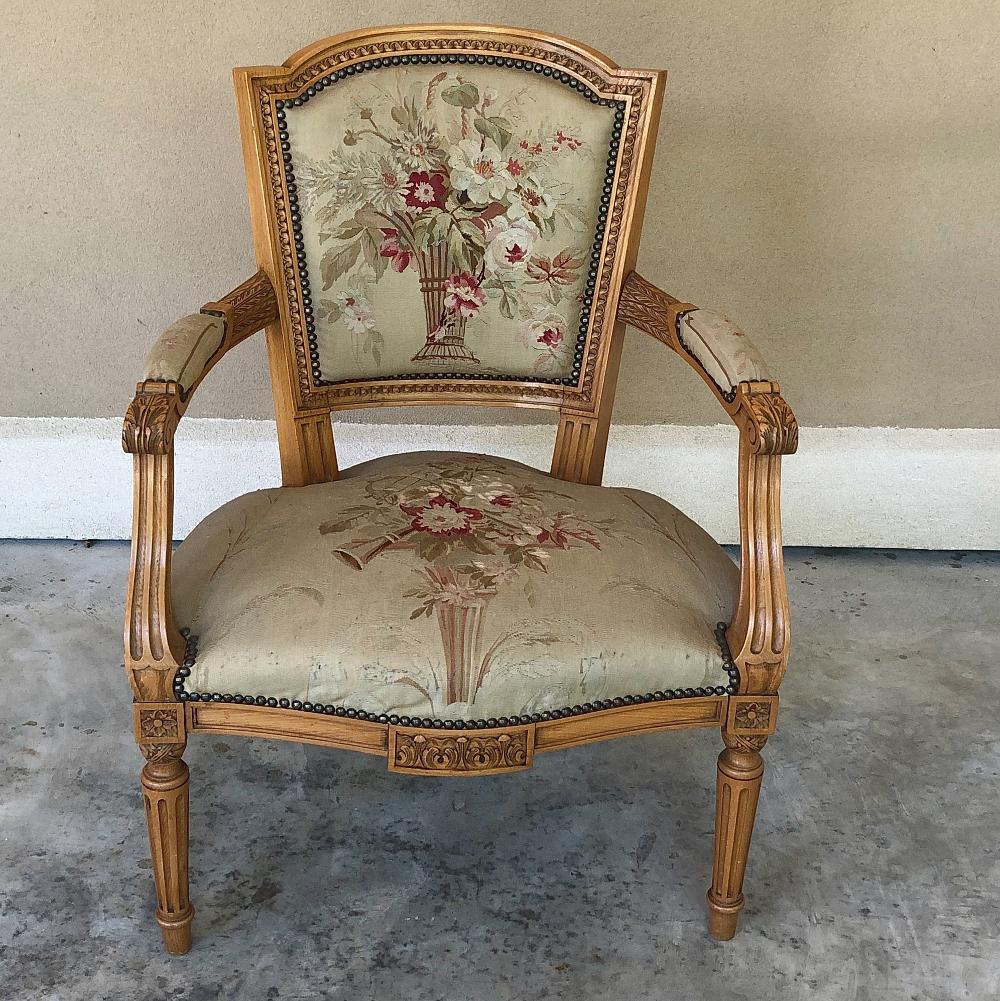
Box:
[143,314,225,393]
[171,453,738,721]
[678,309,771,393]
[284,64,619,384]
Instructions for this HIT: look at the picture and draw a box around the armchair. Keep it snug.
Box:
[123,24,797,955]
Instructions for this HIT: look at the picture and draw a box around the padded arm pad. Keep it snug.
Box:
[676,308,770,394]
[142,313,225,393]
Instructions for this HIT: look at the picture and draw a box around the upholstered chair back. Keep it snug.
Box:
[285,60,624,387]
[236,27,664,434]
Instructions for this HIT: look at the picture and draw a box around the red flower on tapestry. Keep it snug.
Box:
[404,171,447,209]
[401,495,484,537]
[553,129,582,150]
[536,519,601,551]
[378,228,413,272]
[489,494,515,508]
[443,272,487,317]
[536,325,563,348]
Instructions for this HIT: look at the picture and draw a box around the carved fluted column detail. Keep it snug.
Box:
[123,383,185,701]
[141,751,194,954]
[289,411,339,486]
[707,732,766,940]
[727,437,788,692]
[726,383,797,693]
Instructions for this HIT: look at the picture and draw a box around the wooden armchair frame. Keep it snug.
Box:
[122,24,797,955]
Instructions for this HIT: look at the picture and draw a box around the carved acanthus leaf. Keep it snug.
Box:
[740,390,798,455]
[123,385,182,454]
[389,727,534,774]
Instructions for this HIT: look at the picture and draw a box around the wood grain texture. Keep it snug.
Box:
[122,275,276,700]
[202,270,279,351]
[185,697,727,759]
[186,703,388,755]
[123,384,185,701]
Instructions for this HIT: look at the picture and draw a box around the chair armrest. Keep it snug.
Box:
[122,271,277,702]
[141,314,225,394]
[617,270,798,694]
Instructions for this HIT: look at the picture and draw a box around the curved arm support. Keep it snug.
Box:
[122,271,277,701]
[617,271,798,693]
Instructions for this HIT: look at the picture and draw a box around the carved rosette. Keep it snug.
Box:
[726,695,778,739]
[140,708,180,739]
[734,701,771,731]
[123,384,183,455]
[739,388,799,455]
[388,726,534,775]
[134,703,186,759]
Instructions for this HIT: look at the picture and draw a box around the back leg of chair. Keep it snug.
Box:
[706,731,767,939]
[140,750,195,954]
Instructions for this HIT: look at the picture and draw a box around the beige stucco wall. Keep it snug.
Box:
[2,1,998,428]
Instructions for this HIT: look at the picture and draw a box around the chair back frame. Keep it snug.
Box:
[233,24,665,485]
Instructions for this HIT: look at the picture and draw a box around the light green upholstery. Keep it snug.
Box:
[172,453,738,721]
[285,64,618,383]
[142,313,225,392]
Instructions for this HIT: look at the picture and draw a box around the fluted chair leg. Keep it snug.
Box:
[141,754,194,954]
[706,732,766,940]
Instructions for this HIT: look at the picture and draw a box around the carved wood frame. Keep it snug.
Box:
[234,24,665,486]
[616,272,798,695]
[123,272,278,703]
[185,695,730,773]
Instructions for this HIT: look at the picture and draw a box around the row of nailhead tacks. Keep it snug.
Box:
[273,52,626,389]
[172,625,740,729]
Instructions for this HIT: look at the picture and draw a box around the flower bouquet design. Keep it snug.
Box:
[318,458,614,707]
[298,72,591,373]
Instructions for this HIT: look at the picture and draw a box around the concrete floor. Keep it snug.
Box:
[1,542,998,1001]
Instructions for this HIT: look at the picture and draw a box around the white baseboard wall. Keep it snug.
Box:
[0,417,996,548]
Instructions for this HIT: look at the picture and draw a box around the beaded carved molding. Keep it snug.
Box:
[240,28,661,413]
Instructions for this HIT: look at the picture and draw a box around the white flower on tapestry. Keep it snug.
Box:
[449,138,518,204]
[300,71,595,369]
[316,288,384,365]
[335,290,375,333]
[484,218,539,272]
[508,177,556,223]
[518,311,570,374]
[359,155,410,214]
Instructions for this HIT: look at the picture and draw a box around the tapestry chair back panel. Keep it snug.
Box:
[236,26,664,414]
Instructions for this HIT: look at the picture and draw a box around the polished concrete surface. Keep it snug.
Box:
[1,542,997,1000]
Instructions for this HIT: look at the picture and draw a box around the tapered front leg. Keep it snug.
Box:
[706,731,766,939]
[141,751,194,954]
[135,703,193,954]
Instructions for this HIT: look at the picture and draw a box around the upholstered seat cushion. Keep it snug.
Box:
[172,452,738,722]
